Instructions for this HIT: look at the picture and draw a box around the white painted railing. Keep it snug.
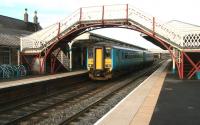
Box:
[21,9,80,50]
[21,4,200,52]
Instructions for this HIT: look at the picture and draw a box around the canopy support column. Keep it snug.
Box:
[172,48,176,74]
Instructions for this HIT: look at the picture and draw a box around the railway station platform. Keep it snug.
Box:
[95,60,200,125]
[0,70,87,90]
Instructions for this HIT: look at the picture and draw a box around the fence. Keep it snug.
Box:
[0,64,27,79]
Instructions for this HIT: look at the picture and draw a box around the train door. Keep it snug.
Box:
[95,48,103,70]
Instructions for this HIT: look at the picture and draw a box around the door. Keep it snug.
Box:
[95,48,103,70]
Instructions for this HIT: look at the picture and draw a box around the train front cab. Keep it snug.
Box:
[87,46,112,80]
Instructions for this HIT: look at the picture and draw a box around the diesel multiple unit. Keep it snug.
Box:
[87,44,154,80]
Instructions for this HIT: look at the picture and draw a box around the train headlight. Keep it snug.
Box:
[88,64,93,67]
[105,64,111,68]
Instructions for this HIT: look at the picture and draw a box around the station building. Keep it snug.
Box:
[0,9,41,65]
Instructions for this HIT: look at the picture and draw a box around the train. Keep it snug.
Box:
[87,44,154,80]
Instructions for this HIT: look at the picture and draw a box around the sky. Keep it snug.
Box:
[0,0,200,50]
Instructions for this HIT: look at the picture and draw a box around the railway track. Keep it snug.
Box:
[0,73,88,110]
[60,61,162,125]
[0,80,110,125]
[0,61,163,125]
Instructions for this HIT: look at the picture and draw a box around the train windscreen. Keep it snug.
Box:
[105,48,111,58]
[88,48,93,58]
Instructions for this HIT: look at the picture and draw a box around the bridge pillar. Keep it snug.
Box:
[32,56,46,74]
[172,48,176,74]
[17,49,20,66]
[20,54,46,74]
[68,42,73,71]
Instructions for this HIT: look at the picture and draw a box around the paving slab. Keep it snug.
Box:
[149,72,200,125]
[95,60,169,125]
[0,70,87,89]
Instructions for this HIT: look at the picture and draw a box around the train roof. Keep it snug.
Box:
[91,43,152,53]
[94,42,147,51]
[112,45,140,51]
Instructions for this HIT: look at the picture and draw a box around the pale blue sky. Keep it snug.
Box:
[1,0,200,50]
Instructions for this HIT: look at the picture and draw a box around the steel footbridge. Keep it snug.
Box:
[20,4,200,79]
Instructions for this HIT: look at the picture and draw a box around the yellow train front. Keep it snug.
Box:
[87,45,154,80]
[87,46,112,80]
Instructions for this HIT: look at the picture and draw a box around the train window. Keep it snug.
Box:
[105,48,111,58]
[88,48,93,58]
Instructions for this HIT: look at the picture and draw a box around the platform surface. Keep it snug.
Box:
[0,70,87,89]
[149,73,200,125]
[95,60,169,125]
[95,59,200,125]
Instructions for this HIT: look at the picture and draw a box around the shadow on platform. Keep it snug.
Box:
[150,72,200,125]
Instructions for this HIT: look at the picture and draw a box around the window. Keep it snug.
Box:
[105,48,111,58]
[88,48,93,58]
[0,47,10,64]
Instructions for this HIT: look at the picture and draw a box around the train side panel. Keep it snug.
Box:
[112,47,145,72]
[144,52,154,63]
[112,48,122,71]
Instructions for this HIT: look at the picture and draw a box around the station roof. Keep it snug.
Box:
[0,15,42,47]
[149,49,169,53]
[0,28,31,47]
[0,15,42,32]
[73,32,147,50]
[141,33,166,50]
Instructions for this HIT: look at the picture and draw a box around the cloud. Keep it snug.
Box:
[0,0,15,7]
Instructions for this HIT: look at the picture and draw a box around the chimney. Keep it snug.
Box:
[24,8,28,22]
[33,11,38,24]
